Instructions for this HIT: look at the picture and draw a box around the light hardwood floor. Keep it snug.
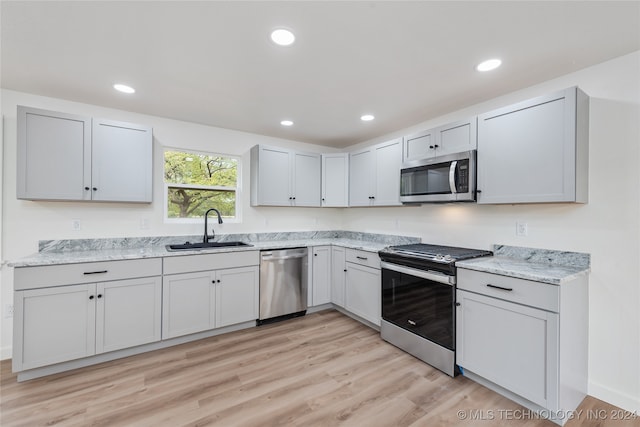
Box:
[1,310,637,426]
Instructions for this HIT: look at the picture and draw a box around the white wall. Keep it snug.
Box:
[0,90,344,359]
[1,51,638,414]
[342,51,640,413]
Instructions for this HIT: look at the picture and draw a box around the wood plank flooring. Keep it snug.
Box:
[1,310,637,426]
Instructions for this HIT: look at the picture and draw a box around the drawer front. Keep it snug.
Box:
[163,250,260,275]
[14,258,162,290]
[345,249,380,269]
[457,268,559,312]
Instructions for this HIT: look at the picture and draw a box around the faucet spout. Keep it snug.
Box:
[203,208,224,243]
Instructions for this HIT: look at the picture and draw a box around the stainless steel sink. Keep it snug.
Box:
[165,241,253,251]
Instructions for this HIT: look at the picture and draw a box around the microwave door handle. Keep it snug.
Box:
[449,160,458,194]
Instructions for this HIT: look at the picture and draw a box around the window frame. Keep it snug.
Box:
[163,147,242,224]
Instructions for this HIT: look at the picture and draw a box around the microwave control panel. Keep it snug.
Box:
[457,160,469,192]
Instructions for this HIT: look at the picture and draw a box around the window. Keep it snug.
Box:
[164,149,239,221]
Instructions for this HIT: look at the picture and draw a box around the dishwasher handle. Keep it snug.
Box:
[261,248,308,261]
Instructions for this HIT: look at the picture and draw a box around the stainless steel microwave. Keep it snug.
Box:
[400,150,476,203]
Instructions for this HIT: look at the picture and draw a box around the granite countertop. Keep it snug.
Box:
[11,237,592,286]
[9,231,418,268]
[456,244,591,285]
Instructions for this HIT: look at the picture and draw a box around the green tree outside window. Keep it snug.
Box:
[164,150,238,219]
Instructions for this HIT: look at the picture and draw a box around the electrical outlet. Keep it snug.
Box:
[140,218,150,230]
[4,304,14,319]
[516,221,528,237]
[72,219,82,231]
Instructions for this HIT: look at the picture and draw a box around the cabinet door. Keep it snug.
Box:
[311,246,332,306]
[14,284,96,371]
[349,149,373,206]
[403,129,435,162]
[215,267,259,328]
[254,146,292,206]
[17,106,91,201]
[91,119,153,203]
[162,271,215,339]
[456,290,558,408]
[477,88,580,204]
[322,153,349,207]
[96,277,162,354]
[331,247,346,307]
[345,263,381,326]
[292,152,321,207]
[435,117,477,156]
[373,139,402,206]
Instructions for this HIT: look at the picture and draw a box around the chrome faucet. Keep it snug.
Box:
[203,208,223,243]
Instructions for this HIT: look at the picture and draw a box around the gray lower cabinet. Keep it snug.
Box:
[162,251,260,339]
[477,87,588,204]
[344,249,381,326]
[456,268,588,423]
[13,275,162,371]
[331,246,346,307]
[17,106,153,203]
[13,253,261,378]
[310,246,332,306]
[162,266,258,339]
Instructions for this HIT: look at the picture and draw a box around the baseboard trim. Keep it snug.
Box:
[589,380,640,413]
[14,320,256,381]
[332,305,380,331]
[1,345,12,361]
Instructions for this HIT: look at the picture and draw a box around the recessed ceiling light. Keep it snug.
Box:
[113,83,135,94]
[280,120,294,126]
[360,114,375,122]
[476,59,502,72]
[271,28,295,46]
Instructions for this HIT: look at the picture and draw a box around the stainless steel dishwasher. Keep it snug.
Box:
[259,248,308,324]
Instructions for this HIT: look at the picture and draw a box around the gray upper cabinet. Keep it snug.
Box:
[17,106,92,201]
[403,128,434,162]
[250,145,321,207]
[476,87,589,204]
[321,153,349,207]
[17,106,153,203]
[403,117,477,162]
[292,151,322,207]
[349,138,402,206]
[91,119,153,203]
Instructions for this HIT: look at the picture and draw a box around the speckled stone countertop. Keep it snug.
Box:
[9,231,420,268]
[456,244,590,285]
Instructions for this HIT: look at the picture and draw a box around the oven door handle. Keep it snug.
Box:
[381,261,455,286]
[449,160,458,194]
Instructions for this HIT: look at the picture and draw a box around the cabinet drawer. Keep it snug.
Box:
[163,250,260,275]
[457,268,559,312]
[345,249,380,269]
[14,258,162,290]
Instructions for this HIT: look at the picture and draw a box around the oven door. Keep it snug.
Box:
[381,262,455,350]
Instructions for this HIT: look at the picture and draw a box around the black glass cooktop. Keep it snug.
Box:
[379,243,492,275]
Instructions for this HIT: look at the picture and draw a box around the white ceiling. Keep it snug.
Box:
[2,1,639,148]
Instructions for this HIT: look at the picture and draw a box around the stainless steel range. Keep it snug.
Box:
[378,243,492,376]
